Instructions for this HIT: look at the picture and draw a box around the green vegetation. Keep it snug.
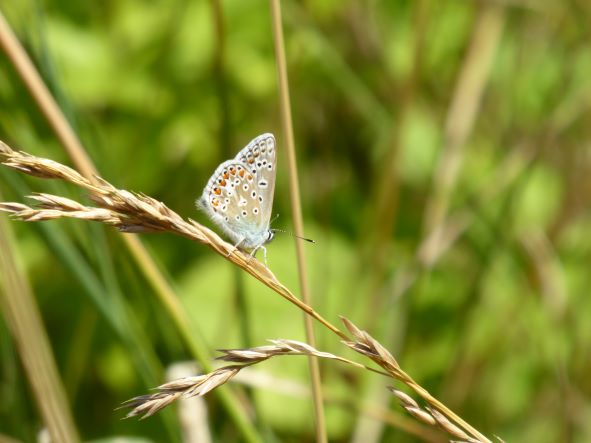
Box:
[0,1,589,442]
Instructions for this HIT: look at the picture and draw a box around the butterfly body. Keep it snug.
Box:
[197,133,277,257]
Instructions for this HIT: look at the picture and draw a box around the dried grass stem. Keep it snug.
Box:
[0,141,492,442]
[0,141,346,340]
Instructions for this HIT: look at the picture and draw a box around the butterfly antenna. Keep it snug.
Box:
[270,213,281,225]
[272,228,316,244]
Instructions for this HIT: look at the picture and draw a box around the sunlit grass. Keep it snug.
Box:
[1,1,590,442]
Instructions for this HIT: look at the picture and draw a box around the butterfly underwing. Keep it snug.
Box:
[197,133,277,256]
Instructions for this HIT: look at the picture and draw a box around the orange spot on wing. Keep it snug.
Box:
[220,179,226,187]
[223,172,229,179]
[239,169,245,177]
[213,187,221,195]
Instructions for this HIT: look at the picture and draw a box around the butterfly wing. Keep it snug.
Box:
[197,133,276,247]
[233,133,276,226]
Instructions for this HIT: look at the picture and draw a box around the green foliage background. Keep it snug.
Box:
[1,0,590,442]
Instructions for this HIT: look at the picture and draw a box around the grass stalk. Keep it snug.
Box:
[123,324,491,442]
[268,2,327,442]
[421,1,505,256]
[0,195,79,443]
[0,146,347,340]
[351,3,431,441]
[0,142,493,442]
[229,366,444,442]
[1,170,181,440]
[0,11,262,443]
[0,434,25,443]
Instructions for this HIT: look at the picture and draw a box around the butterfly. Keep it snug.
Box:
[197,133,277,261]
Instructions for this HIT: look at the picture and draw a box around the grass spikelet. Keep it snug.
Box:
[1,140,493,442]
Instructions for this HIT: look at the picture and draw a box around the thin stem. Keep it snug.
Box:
[398,372,492,443]
[421,2,505,256]
[0,11,262,443]
[0,203,80,443]
[268,3,327,442]
[0,142,492,442]
[0,11,96,179]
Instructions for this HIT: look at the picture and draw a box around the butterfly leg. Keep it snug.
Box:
[249,245,267,266]
[261,246,268,266]
[227,237,245,257]
[244,244,266,266]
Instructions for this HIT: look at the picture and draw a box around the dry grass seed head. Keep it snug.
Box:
[0,141,492,442]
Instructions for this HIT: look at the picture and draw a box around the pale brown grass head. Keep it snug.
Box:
[0,140,493,443]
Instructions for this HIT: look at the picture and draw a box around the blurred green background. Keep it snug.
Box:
[1,0,590,442]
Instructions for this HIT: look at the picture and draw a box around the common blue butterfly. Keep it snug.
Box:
[197,133,276,260]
